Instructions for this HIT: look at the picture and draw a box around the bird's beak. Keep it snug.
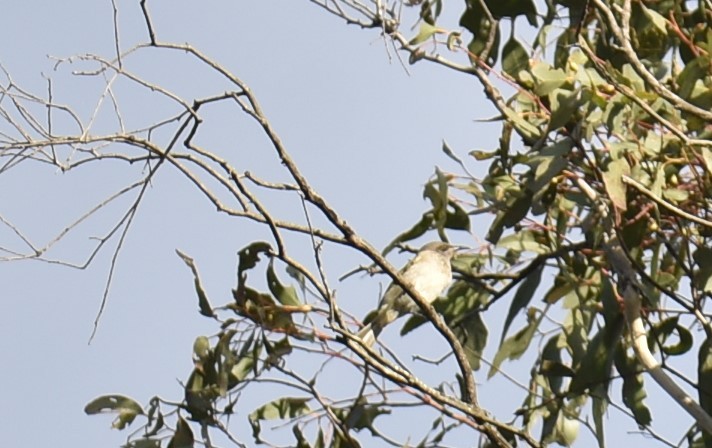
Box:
[448,245,468,257]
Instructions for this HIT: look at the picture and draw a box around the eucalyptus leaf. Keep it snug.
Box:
[488,311,540,378]
[167,417,194,448]
[176,250,215,318]
[267,261,301,306]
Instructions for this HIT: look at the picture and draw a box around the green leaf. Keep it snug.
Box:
[469,149,497,160]
[548,88,580,130]
[485,0,537,25]
[702,148,712,176]
[498,230,549,254]
[232,352,257,382]
[214,330,238,395]
[640,3,668,34]
[249,397,311,442]
[486,188,533,244]
[662,187,689,203]
[409,22,440,45]
[176,250,215,318]
[650,317,693,356]
[531,61,569,96]
[528,138,572,193]
[193,336,210,360]
[602,158,630,211]
[447,31,462,51]
[540,335,571,395]
[488,310,540,378]
[167,416,194,448]
[543,275,574,305]
[383,213,433,255]
[501,264,543,343]
[694,247,712,293]
[232,335,261,382]
[445,200,470,230]
[84,395,144,430]
[616,352,652,426]
[592,394,607,448]
[267,261,301,306]
[286,265,307,295]
[502,106,542,142]
[293,426,313,448]
[452,311,489,370]
[568,326,618,394]
[502,37,529,81]
[339,398,390,432]
[430,168,450,230]
[460,4,500,64]
[698,337,712,447]
[238,241,272,278]
[238,287,295,331]
[265,336,293,366]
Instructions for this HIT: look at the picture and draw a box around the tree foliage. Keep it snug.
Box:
[4,0,712,447]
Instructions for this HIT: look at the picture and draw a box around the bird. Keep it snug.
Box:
[357,241,460,347]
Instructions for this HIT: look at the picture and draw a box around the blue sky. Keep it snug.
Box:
[0,1,696,446]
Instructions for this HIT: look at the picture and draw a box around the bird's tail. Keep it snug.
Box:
[356,323,378,348]
[356,310,396,347]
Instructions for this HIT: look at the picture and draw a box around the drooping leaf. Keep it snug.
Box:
[447,31,463,51]
[543,275,575,305]
[568,326,618,394]
[693,247,712,293]
[237,241,272,280]
[640,3,668,35]
[502,37,529,81]
[235,287,296,331]
[286,265,307,295]
[701,148,712,176]
[232,335,261,382]
[502,106,543,142]
[528,138,572,193]
[498,229,550,255]
[176,250,215,318]
[335,398,391,433]
[698,336,712,447]
[489,309,540,378]
[602,158,630,211]
[167,416,194,448]
[193,335,211,360]
[383,213,433,255]
[615,351,652,426]
[531,61,569,96]
[649,316,693,356]
[460,4,500,65]
[539,335,572,395]
[484,0,537,25]
[409,22,440,45]
[501,264,543,343]
[214,330,238,395]
[264,336,293,367]
[84,394,144,430]
[292,426,313,448]
[267,261,302,306]
[592,392,608,448]
[452,311,489,370]
[548,88,580,131]
[486,191,533,244]
[249,397,311,442]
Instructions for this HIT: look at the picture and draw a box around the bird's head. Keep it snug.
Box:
[420,241,466,259]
